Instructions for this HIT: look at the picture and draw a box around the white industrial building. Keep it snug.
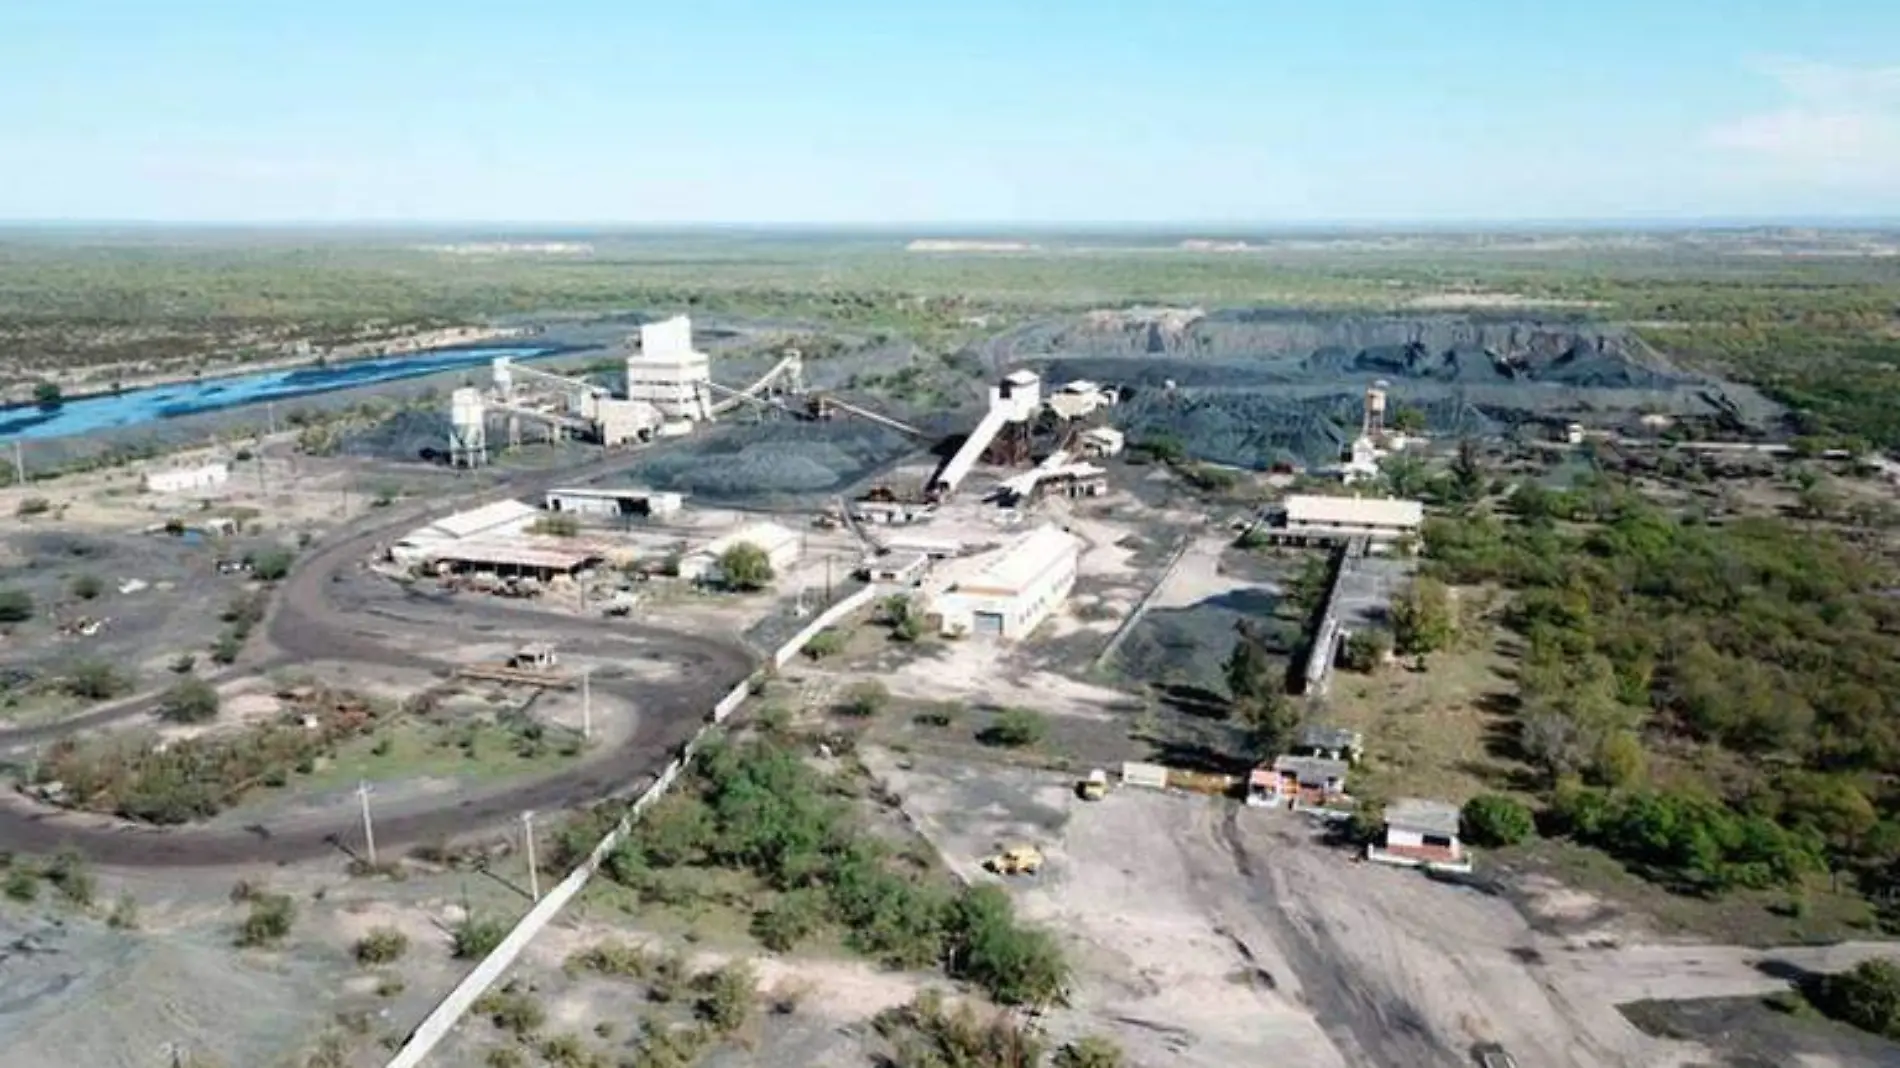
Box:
[921,524,1081,639]
[143,462,229,494]
[626,316,713,423]
[1046,380,1119,420]
[543,487,683,519]
[1079,427,1125,458]
[1271,495,1424,544]
[389,499,541,567]
[678,520,803,584]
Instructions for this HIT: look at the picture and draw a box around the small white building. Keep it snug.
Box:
[1079,427,1125,458]
[1047,380,1119,420]
[543,487,683,519]
[922,524,1081,639]
[143,462,229,494]
[625,316,713,422]
[1367,798,1471,873]
[1272,495,1424,544]
[679,521,803,584]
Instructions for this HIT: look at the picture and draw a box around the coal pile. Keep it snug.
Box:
[622,419,911,501]
[1114,390,1494,469]
[340,408,454,462]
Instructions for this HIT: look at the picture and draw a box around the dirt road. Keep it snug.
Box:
[0,449,756,867]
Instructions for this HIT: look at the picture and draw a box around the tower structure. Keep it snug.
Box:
[625,315,713,422]
[448,387,489,467]
[1363,380,1389,438]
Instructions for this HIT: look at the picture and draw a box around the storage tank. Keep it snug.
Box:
[449,387,488,467]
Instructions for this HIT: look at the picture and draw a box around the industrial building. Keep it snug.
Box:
[678,521,803,584]
[1269,495,1424,545]
[143,462,229,494]
[921,524,1081,639]
[425,539,605,581]
[929,369,1043,499]
[1046,380,1119,421]
[543,487,683,519]
[389,499,540,567]
[625,316,714,423]
[1078,427,1125,458]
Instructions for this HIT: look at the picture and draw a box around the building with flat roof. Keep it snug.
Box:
[678,521,803,584]
[1270,494,1424,545]
[544,487,683,519]
[427,538,604,580]
[143,462,229,494]
[922,524,1081,639]
[1367,798,1470,873]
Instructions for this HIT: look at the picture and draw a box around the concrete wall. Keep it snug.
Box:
[382,583,876,1068]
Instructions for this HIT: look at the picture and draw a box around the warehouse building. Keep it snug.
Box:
[143,462,229,494]
[922,524,1081,639]
[389,499,541,567]
[426,540,604,581]
[678,520,803,584]
[543,487,683,519]
[1269,495,1424,545]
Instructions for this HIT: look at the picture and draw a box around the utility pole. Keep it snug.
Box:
[10,441,23,486]
[357,781,377,867]
[266,401,277,436]
[521,811,540,900]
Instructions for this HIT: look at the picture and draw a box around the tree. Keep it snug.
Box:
[1461,794,1536,847]
[1341,629,1392,673]
[33,382,62,410]
[717,541,774,591]
[1235,690,1300,758]
[62,659,129,700]
[1449,438,1486,503]
[1390,407,1428,435]
[0,588,33,623]
[1808,959,1900,1039]
[158,677,221,724]
[247,548,295,582]
[883,595,922,642]
[1224,620,1278,703]
[1590,731,1648,789]
[1390,578,1456,656]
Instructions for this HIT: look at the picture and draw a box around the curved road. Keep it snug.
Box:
[0,450,757,867]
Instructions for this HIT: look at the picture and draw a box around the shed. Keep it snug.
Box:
[679,521,803,584]
[1367,798,1470,872]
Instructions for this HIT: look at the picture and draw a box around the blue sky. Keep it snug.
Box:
[3,1,1898,223]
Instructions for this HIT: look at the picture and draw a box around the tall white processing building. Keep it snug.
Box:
[625,315,713,422]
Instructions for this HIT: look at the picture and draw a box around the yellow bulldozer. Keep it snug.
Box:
[1077,768,1109,801]
[983,844,1044,877]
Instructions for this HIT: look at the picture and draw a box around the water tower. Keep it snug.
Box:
[449,387,488,468]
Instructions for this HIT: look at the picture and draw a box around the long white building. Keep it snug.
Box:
[625,315,713,422]
[922,524,1081,639]
[143,462,229,494]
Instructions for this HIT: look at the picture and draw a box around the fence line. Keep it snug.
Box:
[383,583,876,1068]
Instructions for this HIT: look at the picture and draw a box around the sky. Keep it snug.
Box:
[2,1,1899,224]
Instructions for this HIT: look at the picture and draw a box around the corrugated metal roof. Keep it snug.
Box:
[430,500,541,540]
[1284,495,1424,529]
[428,538,602,571]
[699,521,801,560]
[948,524,1080,595]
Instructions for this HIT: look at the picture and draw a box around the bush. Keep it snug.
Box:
[946,886,1070,1006]
[353,927,410,965]
[693,961,758,1034]
[838,680,889,719]
[1461,794,1536,848]
[453,915,508,958]
[1807,959,1900,1039]
[62,659,130,700]
[45,850,94,907]
[801,628,845,660]
[1550,785,1822,892]
[1055,1036,1126,1068]
[169,653,198,675]
[236,892,297,947]
[70,574,103,601]
[248,548,295,582]
[16,497,51,517]
[158,677,221,724]
[474,987,545,1036]
[210,630,243,664]
[0,588,32,623]
[1341,629,1392,672]
[978,708,1046,749]
[108,892,140,929]
[752,889,827,952]
[529,514,579,537]
[717,542,774,591]
[4,866,38,903]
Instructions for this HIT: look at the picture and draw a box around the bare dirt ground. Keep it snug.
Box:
[861,747,1900,1068]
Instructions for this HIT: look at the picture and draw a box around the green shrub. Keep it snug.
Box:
[61,659,129,700]
[801,628,845,660]
[453,915,508,959]
[1807,959,1900,1039]
[248,548,295,582]
[108,892,140,929]
[837,680,889,718]
[1055,1036,1127,1068]
[236,892,296,947]
[4,866,38,903]
[751,889,827,952]
[16,497,51,517]
[693,961,758,1034]
[0,588,32,623]
[978,708,1046,748]
[158,677,221,724]
[45,850,94,907]
[473,987,544,1036]
[353,927,409,965]
[946,886,1069,1006]
[69,574,102,600]
[1460,794,1536,848]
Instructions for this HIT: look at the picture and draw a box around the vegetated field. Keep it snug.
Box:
[5,226,1899,447]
